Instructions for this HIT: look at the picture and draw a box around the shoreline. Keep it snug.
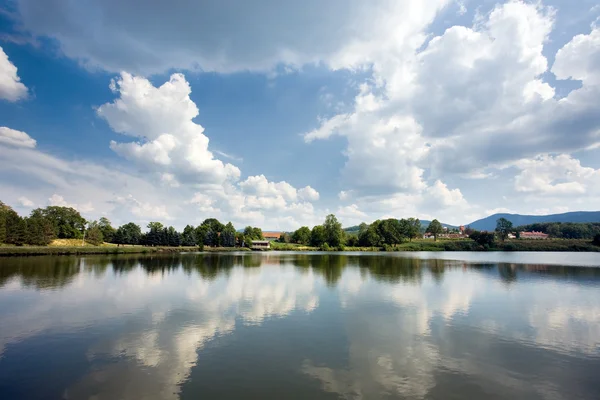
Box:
[1,239,599,257]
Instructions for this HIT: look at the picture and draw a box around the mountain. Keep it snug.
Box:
[466,211,600,231]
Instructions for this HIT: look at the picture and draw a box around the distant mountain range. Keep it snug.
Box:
[342,211,600,233]
[465,211,600,231]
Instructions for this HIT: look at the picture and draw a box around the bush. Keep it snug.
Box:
[593,234,600,247]
[320,243,331,251]
[198,243,205,251]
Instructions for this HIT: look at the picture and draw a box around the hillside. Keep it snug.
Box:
[466,211,600,231]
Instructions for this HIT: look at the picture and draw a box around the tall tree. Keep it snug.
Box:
[310,225,326,247]
[30,206,86,239]
[25,214,55,245]
[146,222,165,246]
[98,217,116,243]
[292,226,311,245]
[221,222,236,247]
[5,209,26,245]
[323,214,343,247]
[86,221,104,246]
[0,201,12,243]
[426,219,443,241]
[166,226,181,247]
[114,222,142,245]
[406,218,421,241]
[495,218,513,242]
[181,225,197,246]
[359,224,381,247]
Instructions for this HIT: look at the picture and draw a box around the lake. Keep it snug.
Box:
[1,252,599,399]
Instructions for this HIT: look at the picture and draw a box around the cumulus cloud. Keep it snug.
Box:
[514,154,600,196]
[98,73,240,185]
[0,126,36,148]
[0,47,28,101]
[301,1,600,220]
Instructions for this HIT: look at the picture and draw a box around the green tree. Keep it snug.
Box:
[25,214,55,245]
[114,222,142,245]
[221,222,236,247]
[243,226,264,241]
[86,221,104,246]
[181,225,197,246]
[30,206,86,239]
[406,218,421,241]
[310,225,327,247]
[146,222,165,246]
[377,219,404,245]
[426,219,443,241]
[292,226,311,245]
[323,214,343,247]
[98,217,116,243]
[346,235,359,247]
[495,218,513,242]
[195,225,208,246]
[166,226,181,247]
[278,232,291,243]
[359,224,381,247]
[5,209,26,246]
[469,231,496,248]
[0,201,9,243]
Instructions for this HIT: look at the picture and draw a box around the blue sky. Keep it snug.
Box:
[1,0,600,230]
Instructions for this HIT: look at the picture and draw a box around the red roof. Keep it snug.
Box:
[263,232,282,239]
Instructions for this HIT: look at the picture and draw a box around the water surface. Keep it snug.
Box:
[1,252,599,399]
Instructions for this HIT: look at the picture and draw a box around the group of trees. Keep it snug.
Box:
[112,219,263,248]
[513,222,600,239]
[1,202,87,246]
[288,216,426,248]
[0,200,263,248]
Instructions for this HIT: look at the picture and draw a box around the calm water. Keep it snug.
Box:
[1,253,600,400]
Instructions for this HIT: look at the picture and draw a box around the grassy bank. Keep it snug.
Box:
[272,239,600,252]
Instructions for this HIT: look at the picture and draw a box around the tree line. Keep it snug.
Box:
[284,216,438,249]
[0,200,264,248]
[513,222,600,239]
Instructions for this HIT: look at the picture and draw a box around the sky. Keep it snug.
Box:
[1,0,600,230]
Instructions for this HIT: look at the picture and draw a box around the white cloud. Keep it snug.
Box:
[49,194,94,213]
[239,175,298,201]
[553,27,600,85]
[514,154,600,196]
[298,186,320,202]
[113,194,170,221]
[14,0,450,75]
[0,127,36,148]
[17,196,34,207]
[98,73,241,185]
[0,47,27,101]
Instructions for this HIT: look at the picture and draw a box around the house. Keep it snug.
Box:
[251,240,270,250]
[520,231,549,240]
[262,232,282,242]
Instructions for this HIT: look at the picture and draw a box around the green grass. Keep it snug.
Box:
[2,239,598,257]
[0,246,199,257]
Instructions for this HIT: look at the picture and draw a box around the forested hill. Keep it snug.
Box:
[466,211,600,231]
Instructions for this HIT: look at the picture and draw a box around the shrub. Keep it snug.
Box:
[593,234,600,247]
[321,243,331,251]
